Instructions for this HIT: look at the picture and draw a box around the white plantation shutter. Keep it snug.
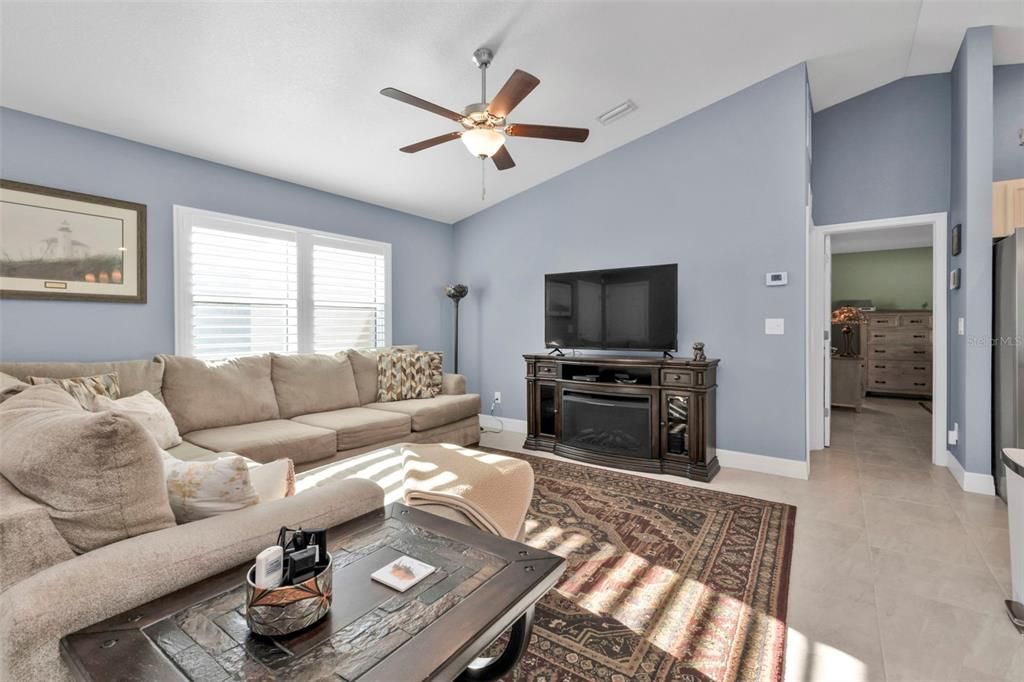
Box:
[175,208,390,359]
[312,237,387,353]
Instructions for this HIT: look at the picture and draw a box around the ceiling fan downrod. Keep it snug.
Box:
[472,47,493,103]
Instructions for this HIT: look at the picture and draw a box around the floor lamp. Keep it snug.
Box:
[445,284,469,373]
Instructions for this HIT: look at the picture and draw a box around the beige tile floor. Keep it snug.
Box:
[480,397,1024,681]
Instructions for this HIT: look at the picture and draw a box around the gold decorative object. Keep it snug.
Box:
[831,306,866,357]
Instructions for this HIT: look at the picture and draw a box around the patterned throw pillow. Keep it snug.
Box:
[27,372,120,406]
[376,350,443,402]
[160,452,260,524]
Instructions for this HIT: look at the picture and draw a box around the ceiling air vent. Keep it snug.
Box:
[596,100,637,126]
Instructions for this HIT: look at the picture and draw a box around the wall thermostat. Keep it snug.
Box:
[766,272,788,286]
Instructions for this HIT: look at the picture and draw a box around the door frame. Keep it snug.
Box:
[807,212,948,467]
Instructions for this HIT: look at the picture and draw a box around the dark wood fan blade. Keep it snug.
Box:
[492,145,515,170]
[400,132,462,153]
[380,87,465,122]
[506,123,589,143]
[487,70,540,118]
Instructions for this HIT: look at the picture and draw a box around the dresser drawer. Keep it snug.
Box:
[867,346,931,361]
[867,329,932,345]
[868,314,901,328]
[900,361,932,377]
[661,369,695,387]
[899,313,932,328]
[866,373,931,392]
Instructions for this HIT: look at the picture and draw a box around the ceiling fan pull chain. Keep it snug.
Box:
[481,158,486,201]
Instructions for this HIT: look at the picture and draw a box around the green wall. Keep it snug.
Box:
[832,247,932,310]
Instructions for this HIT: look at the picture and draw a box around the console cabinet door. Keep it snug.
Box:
[661,391,692,461]
[536,381,558,439]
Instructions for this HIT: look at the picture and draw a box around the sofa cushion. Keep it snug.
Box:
[365,393,481,432]
[184,420,336,465]
[0,372,29,403]
[292,407,412,450]
[0,476,76,592]
[165,439,218,461]
[271,353,359,418]
[0,385,175,553]
[0,359,164,400]
[158,354,279,433]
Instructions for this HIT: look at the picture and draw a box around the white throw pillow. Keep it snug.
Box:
[161,451,260,523]
[89,391,182,449]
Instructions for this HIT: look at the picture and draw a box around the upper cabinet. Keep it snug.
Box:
[993,179,1024,239]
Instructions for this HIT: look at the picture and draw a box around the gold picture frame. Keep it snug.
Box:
[0,180,146,303]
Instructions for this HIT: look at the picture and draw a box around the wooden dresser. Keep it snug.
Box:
[864,311,932,397]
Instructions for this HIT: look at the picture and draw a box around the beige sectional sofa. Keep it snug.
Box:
[0,350,481,471]
[0,350,482,681]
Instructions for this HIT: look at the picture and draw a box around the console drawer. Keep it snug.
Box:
[536,363,557,377]
[661,369,695,387]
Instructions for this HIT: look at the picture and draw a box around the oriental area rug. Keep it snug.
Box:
[491,450,796,682]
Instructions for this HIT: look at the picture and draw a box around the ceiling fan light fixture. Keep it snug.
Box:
[461,127,505,158]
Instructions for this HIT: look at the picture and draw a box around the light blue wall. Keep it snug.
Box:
[0,108,455,363]
[994,63,1024,182]
[811,74,951,226]
[453,64,810,462]
[948,27,994,475]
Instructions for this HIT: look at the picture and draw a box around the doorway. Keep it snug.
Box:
[807,213,948,469]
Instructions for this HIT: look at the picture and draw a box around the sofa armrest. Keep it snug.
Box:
[441,373,467,395]
[0,477,75,594]
[0,477,384,682]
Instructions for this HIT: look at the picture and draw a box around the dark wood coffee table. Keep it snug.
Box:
[61,504,564,681]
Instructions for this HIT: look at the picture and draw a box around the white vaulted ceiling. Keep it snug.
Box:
[1,1,1022,223]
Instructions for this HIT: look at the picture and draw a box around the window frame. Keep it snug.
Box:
[173,205,392,358]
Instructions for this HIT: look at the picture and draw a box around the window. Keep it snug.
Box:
[174,207,390,360]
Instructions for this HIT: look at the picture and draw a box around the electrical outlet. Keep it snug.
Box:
[494,392,501,404]
[948,422,959,446]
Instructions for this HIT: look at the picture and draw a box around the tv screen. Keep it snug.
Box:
[545,264,677,351]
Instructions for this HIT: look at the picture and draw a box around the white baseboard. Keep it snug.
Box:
[717,448,810,480]
[478,414,527,433]
[945,450,996,495]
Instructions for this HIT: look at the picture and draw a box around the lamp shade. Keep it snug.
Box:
[461,128,505,157]
[832,305,865,324]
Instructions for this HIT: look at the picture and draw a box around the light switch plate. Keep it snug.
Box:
[765,318,785,335]
[948,423,959,446]
[958,317,965,335]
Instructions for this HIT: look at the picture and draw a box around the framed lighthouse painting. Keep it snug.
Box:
[0,180,146,302]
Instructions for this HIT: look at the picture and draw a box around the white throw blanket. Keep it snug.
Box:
[401,443,534,540]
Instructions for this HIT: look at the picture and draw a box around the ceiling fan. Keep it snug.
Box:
[380,47,589,172]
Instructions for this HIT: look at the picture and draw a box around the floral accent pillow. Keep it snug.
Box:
[161,452,260,523]
[376,350,443,402]
[27,372,120,406]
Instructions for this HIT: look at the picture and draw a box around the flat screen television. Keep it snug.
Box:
[544,264,677,351]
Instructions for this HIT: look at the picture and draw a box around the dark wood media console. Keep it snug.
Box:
[523,353,720,481]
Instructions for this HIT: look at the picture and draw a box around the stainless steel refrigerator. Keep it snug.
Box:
[993,227,1024,501]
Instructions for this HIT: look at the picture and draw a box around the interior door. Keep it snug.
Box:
[823,234,832,447]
